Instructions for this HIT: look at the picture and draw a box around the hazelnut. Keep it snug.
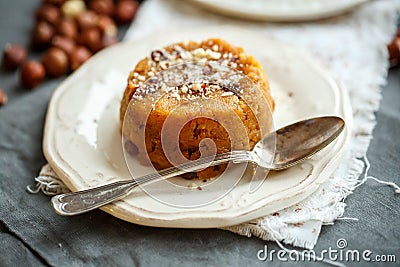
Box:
[115,0,138,25]
[56,18,78,40]
[31,21,55,49]
[76,10,98,29]
[61,0,86,18]
[52,35,76,55]
[98,15,118,36]
[388,38,400,66]
[42,0,66,6]
[35,4,60,26]
[70,46,92,71]
[89,0,114,16]
[20,61,46,89]
[79,27,102,52]
[2,43,27,71]
[41,47,69,77]
[0,89,7,107]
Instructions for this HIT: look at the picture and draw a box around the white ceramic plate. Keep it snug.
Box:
[187,0,370,21]
[43,26,352,228]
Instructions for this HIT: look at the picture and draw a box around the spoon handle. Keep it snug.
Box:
[51,150,251,216]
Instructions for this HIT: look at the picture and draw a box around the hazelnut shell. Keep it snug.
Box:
[56,18,79,40]
[115,0,138,24]
[2,43,27,71]
[41,47,69,77]
[31,21,55,49]
[35,4,61,26]
[90,0,114,16]
[20,61,46,89]
[70,46,92,71]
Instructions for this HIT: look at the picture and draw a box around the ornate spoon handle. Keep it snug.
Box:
[51,150,251,216]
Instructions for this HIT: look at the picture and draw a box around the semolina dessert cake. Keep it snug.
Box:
[120,38,274,179]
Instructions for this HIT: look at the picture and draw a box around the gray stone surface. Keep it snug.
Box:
[0,1,399,266]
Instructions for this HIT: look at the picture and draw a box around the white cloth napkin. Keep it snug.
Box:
[34,0,400,250]
[122,0,400,249]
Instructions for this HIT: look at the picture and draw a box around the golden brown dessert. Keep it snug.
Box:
[120,38,274,179]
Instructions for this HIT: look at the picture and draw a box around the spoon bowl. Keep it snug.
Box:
[254,116,345,170]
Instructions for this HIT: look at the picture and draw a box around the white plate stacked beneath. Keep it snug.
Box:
[43,27,352,228]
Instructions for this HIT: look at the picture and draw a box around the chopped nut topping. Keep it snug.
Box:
[160,61,169,70]
[192,83,201,91]
[128,41,253,103]
[193,48,206,58]
[137,75,146,81]
[205,49,221,60]
[221,91,234,96]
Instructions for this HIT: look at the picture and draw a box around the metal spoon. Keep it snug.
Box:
[51,116,345,216]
